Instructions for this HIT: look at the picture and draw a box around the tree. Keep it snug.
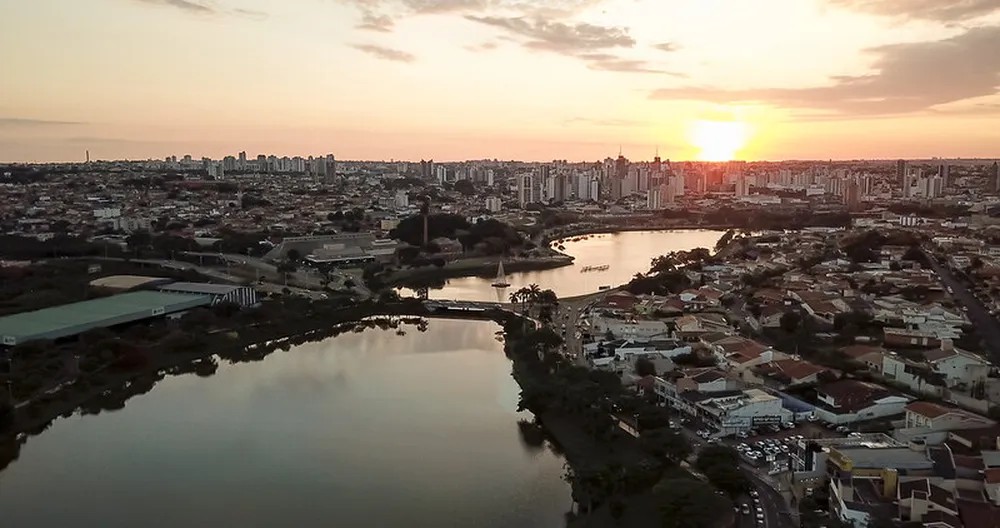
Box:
[696,446,749,496]
[453,179,475,196]
[780,310,802,334]
[654,477,729,528]
[635,357,657,377]
[126,230,152,252]
[641,427,692,463]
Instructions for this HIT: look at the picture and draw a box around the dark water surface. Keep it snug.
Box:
[0,320,571,528]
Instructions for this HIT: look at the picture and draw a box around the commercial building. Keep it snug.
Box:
[0,291,212,346]
[157,282,258,307]
[691,388,791,435]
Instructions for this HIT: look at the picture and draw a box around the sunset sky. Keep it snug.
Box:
[2,0,999,162]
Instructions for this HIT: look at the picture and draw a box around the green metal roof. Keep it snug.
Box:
[0,290,211,346]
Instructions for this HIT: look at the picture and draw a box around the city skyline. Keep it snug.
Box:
[2,0,1000,162]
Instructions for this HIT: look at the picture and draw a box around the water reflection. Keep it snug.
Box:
[422,229,726,301]
[0,320,571,528]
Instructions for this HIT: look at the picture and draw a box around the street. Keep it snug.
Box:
[925,252,1000,366]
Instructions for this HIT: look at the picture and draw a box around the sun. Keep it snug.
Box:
[690,120,751,161]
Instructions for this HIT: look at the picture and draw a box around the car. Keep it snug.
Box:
[782,422,795,429]
[749,490,759,497]
[741,504,750,514]
[737,431,749,439]
[756,511,764,520]
[836,425,850,433]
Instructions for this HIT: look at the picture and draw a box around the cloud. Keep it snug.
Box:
[576,53,680,75]
[131,0,215,14]
[350,43,416,62]
[828,0,1000,21]
[232,7,268,19]
[653,42,679,52]
[650,25,1000,116]
[357,11,395,31]
[464,41,499,52]
[466,16,633,52]
[565,117,649,127]
[0,118,85,127]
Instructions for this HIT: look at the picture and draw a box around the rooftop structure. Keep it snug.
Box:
[0,291,211,346]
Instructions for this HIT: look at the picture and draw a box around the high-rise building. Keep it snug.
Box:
[485,196,503,213]
[517,174,534,208]
[435,165,448,184]
[552,173,566,203]
[647,187,662,210]
[938,163,950,189]
[394,190,409,209]
[590,178,600,202]
[420,160,434,180]
[993,162,1000,193]
[238,151,247,171]
[842,178,861,210]
[735,173,750,197]
[896,159,907,187]
[903,172,915,198]
[929,176,943,199]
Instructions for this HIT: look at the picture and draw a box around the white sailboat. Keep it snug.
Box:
[492,261,510,288]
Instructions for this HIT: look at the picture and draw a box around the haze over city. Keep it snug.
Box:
[3,0,1000,162]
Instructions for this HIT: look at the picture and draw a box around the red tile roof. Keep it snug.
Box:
[905,401,953,419]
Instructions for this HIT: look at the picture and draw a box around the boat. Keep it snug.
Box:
[598,285,611,291]
[580,264,610,273]
[492,261,510,288]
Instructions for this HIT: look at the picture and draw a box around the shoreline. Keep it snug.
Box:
[0,301,634,526]
[383,254,575,287]
[544,223,733,246]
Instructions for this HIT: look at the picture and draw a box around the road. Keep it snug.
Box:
[925,252,1000,366]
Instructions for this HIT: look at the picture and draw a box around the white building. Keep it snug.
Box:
[517,174,534,208]
[485,196,503,213]
[696,389,791,435]
[394,190,409,209]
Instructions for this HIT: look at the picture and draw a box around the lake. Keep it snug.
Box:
[0,319,572,528]
[426,229,727,302]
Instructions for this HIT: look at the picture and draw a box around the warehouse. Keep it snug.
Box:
[156,282,258,307]
[0,291,211,346]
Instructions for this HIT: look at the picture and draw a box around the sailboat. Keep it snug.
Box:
[492,261,510,288]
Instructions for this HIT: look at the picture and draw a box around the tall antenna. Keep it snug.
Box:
[618,144,622,157]
[86,150,90,163]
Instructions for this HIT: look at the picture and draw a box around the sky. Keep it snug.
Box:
[1,0,999,162]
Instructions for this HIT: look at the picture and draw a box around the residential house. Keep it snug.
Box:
[884,327,941,349]
[924,346,991,390]
[675,313,733,341]
[882,352,948,398]
[653,368,740,413]
[678,285,725,311]
[704,335,785,371]
[813,379,912,425]
[894,401,997,446]
[897,479,960,525]
[588,314,671,341]
[749,358,833,389]
[842,344,888,371]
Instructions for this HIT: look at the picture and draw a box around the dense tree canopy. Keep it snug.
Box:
[654,477,730,528]
[390,214,525,255]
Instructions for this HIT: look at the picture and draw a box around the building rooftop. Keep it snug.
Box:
[0,290,210,346]
[834,446,933,471]
[158,282,243,295]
